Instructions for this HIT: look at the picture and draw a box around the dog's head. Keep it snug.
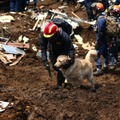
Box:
[54,55,71,68]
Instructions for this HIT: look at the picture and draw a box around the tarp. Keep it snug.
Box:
[2,44,25,55]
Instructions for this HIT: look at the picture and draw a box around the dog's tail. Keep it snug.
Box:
[85,49,97,62]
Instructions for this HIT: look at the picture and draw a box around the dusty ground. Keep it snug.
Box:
[0,0,120,120]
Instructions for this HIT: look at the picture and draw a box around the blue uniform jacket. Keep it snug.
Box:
[40,28,75,62]
[95,13,109,67]
[95,13,107,47]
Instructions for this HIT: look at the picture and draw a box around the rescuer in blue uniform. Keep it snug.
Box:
[93,3,109,75]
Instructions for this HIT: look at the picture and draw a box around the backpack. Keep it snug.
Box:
[105,16,120,37]
[50,18,73,35]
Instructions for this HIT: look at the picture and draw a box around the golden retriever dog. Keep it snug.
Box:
[85,49,97,62]
[54,52,96,90]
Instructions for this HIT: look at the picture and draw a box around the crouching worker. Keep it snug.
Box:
[40,20,75,89]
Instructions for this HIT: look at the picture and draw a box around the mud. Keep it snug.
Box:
[0,1,120,120]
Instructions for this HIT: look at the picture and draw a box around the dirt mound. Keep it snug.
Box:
[0,1,120,120]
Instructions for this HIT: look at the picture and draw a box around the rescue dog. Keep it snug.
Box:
[85,49,97,62]
[54,51,96,90]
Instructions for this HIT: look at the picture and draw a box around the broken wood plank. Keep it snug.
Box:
[32,12,48,31]
[71,12,80,19]
[9,54,25,66]
[0,55,12,64]
[0,51,13,64]
[4,54,16,60]
[71,12,96,25]
[32,18,40,31]
[0,52,12,64]
[0,51,16,60]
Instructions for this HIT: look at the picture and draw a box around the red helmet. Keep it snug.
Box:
[43,22,58,38]
[112,5,120,13]
[96,3,104,11]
